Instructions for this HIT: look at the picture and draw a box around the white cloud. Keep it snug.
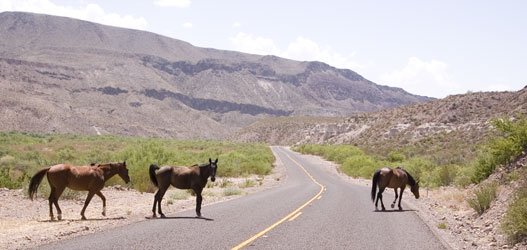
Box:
[228,32,280,56]
[0,0,147,30]
[229,32,363,70]
[233,22,242,28]
[379,57,459,98]
[182,22,193,28]
[154,0,191,8]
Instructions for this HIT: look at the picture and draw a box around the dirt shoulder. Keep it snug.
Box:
[0,159,286,250]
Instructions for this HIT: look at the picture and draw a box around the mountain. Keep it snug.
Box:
[0,11,432,139]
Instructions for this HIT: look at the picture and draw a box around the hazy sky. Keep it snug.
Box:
[1,0,526,98]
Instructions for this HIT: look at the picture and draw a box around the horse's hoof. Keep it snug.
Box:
[381,208,386,211]
[81,216,87,220]
[102,212,106,216]
[160,213,166,218]
[57,215,62,220]
[391,204,395,208]
[399,207,403,211]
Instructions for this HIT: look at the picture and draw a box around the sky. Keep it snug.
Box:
[0,0,526,98]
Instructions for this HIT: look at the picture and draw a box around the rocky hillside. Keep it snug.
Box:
[0,11,431,139]
[234,87,527,158]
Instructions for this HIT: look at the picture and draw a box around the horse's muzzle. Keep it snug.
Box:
[211,176,216,182]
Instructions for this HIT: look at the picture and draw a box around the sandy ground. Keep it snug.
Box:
[0,160,287,250]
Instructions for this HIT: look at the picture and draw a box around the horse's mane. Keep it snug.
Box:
[197,162,210,168]
[398,167,416,186]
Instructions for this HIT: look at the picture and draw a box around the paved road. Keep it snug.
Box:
[37,147,447,250]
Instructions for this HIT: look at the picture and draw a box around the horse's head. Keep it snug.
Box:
[209,158,218,182]
[411,181,420,199]
[117,161,130,184]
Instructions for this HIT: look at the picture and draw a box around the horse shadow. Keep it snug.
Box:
[39,216,126,222]
[146,215,214,221]
[373,209,417,213]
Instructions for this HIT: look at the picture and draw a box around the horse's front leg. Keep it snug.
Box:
[391,188,398,209]
[96,191,106,216]
[398,187,405,210]
[80,191,96,220]
[195,188,203,217]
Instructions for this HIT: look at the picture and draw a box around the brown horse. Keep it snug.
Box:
[28,162,130,220]
[149,158,218,218]
[371,167,419,211]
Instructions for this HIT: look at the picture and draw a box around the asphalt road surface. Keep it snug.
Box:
[37,146,447,250]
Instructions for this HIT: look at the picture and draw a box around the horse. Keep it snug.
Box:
[28,162,130,220]
[149,158,218,218]
[371,167,419,211]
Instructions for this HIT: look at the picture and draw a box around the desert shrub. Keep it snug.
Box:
[502,188,527,243]
[223,187,242,196]
[0,167,30,189]
[472,117,527,183]
[431,165,458,187]
[399,157,435,182]
[238,179,256,188]
[467,181,498,215]
[341,155,377,178]
[388,151,406,162]
[454,165,476,188]
[323,145,363,164]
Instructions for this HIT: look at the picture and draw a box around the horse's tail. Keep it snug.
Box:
[28,167,50,200]
[371,169,381,203]
[149,164,160,187]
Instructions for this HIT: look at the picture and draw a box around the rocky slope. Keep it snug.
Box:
[0,11,431,139]
[234,87,527,157]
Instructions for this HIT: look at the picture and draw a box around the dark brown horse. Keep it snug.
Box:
[28,162,130,220]
[371,167,419,211]
[149,158,218,218]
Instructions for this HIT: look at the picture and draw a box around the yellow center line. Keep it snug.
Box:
[231,148,325,250]
[288,212,303,222]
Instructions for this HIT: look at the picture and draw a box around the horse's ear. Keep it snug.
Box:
[209,158,212,163]
[215,158,218,164]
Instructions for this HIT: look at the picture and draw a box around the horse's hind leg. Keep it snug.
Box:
[80,191,96,220]
[376,188,386,211]
[48,187,56,220]
[96,191,106,216]
[152,190,159,218]
[155,184,169,218]
[391,188,398,209]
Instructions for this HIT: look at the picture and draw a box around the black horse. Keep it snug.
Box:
[149,158,218,218]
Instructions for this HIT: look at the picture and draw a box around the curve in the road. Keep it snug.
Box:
[232,148,325,249]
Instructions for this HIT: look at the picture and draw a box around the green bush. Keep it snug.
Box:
[472,117,527,183]
[432,165,458,187]
[341,155,377,178]
[454,165,475,188]
[0,167,29,189]
[502,188,527,243]
[388,151,406,162]
[467,181,498,215]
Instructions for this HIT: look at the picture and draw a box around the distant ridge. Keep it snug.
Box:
[0,11,433,139]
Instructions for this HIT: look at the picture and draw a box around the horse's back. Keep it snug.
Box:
[47,164,102,190]
[157,166,193,189]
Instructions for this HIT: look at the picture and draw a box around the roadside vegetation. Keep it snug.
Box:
[294,116,527,188]
[0,132,274,193]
